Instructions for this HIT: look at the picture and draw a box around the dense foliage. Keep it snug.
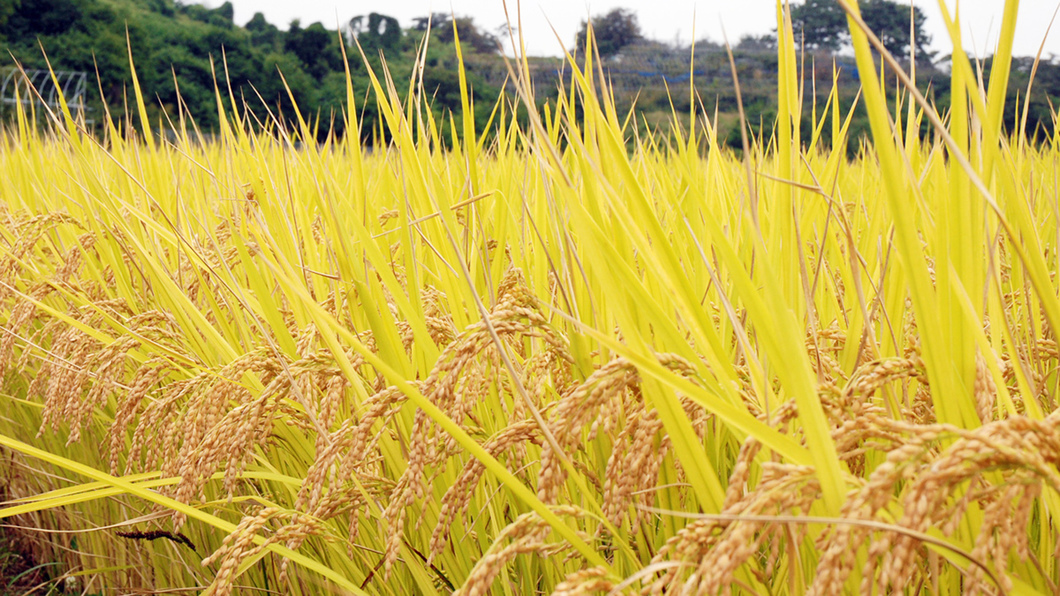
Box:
[790,0,932,58]
[0,0,503,141]
[575,8,643,58]
[0,0,1058,147]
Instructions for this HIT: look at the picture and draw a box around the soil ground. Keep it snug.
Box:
[0,527,53,595]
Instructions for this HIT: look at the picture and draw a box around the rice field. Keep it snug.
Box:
[0,2,1058,594]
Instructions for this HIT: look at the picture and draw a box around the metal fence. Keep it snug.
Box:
[0,68,90,119]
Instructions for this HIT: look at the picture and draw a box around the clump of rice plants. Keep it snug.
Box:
[0,1,1057,594]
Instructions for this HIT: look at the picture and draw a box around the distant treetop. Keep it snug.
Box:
[575,8,643,58]
[788,0,933,60]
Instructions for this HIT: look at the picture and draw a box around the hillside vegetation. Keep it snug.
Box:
[2,0,1058,148]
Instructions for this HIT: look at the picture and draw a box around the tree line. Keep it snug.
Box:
[1,0,1057,146]
[0,0,510,142]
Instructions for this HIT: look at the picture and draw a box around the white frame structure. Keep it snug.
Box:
[1,68,89,115]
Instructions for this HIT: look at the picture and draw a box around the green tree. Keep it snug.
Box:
[246,12,280,51]
[575,8,642,58]
[285,20,340,80]
[861,0,932,59]
[789,0,847,51]
[0,0,21,41]
[426,15,500,54]
[178,1,233,28]
[787,0,932,58]
[5,0,83,37]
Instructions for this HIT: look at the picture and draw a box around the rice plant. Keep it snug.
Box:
[0,1,1057,594]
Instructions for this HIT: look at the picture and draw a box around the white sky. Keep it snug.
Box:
[212,0,1060,58]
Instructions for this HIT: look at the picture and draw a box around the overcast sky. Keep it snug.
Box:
[213,0,1060,58]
